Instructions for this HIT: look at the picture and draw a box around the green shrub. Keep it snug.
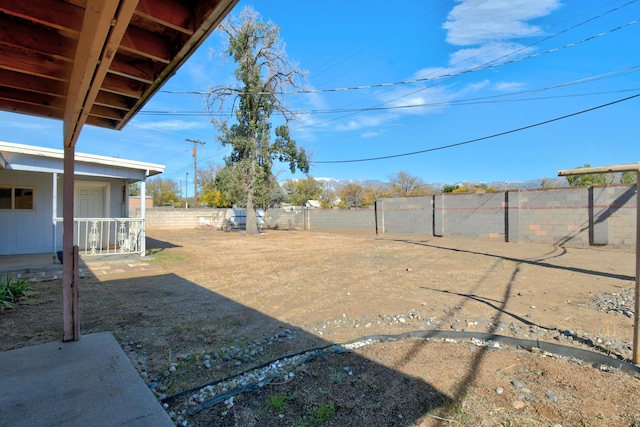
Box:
[0,275,32,309]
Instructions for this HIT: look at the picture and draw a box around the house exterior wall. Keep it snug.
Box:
[0,170,132,255]
[0,170,53,255]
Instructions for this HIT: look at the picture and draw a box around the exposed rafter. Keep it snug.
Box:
[0,0,239,146]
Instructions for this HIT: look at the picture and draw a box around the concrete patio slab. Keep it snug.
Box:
[0,332,173,427]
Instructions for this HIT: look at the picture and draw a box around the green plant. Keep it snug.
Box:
[313,402,335,422]
[0,275,32,309]
[265,393,287,413]
[329,372,342,384]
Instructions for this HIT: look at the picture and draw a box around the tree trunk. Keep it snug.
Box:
[245,195,259,235]
[245,159,259,235]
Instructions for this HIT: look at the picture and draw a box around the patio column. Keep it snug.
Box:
[62,145,79,341]
[52,172,58,264]
[140,177,146,257]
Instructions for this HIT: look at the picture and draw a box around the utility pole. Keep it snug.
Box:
[186,138,206,208]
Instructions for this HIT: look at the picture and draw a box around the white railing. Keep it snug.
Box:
[54,218,145,256]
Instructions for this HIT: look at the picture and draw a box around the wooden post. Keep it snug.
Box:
[634,172,640,364]
[62,145,80,341]
[558,164,640,364]
[72,245,80,339]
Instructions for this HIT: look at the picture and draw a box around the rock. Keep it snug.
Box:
[511,379,524,389]
[545,391,558,403]
[495,387,504,395]
[512,400,526,410]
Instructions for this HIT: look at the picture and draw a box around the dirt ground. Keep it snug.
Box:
[2,228,640,426]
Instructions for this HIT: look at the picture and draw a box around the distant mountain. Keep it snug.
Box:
[284,176,570,192]
[314,177,569,191]
[314,177,386,192]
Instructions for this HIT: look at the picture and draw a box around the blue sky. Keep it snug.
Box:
[2,0,639,190]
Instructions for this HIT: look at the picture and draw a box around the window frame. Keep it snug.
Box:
[0,186,36,210]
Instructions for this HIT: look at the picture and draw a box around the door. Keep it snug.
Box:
[75,185,106,251]
[76,186,105,218]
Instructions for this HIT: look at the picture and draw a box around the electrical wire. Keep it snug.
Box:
[159,17,639,97]
[139,66,640,116]
[312,92,640,164]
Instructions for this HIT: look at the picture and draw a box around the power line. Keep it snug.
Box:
[159,18,639,97]
[312,92,640,164]
[139,65,640,116]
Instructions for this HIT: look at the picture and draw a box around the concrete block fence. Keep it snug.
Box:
[141,184,636,247]
[378,184,637,248]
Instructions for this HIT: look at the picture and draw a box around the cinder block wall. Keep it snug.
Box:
[308,209,376,232]
[145,208,229,230]
[379,197,433,235]
[379,184,636,247]
[517,188,588,245]
[263,210,304,230]
[142,184,636,247]
[443,192,506,241]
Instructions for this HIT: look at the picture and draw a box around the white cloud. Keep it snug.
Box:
[448,41,535,69]
[443,0,562,46]
[336,115,389,132]
[132,120,207,132]
[494,81,526,92]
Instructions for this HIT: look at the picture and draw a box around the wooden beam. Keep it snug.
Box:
[0,44,69,82]
[0,69,68,97]
[0,87,65,112]
[558,164,640,175]
[63,0,139,147]
[93,91,135,111]
[109,53,157,84]
[61,145,76,341]
[0,0,83,37]
[0,16,76,61]
[117,0,240,129]
[0,98,62,120]
[101,73,146,98]
[135,0,194,34]
[85,115,118,129]
[119,25,172,64]
[88,104,126,121]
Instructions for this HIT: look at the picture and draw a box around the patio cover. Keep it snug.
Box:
[0,0,238,340]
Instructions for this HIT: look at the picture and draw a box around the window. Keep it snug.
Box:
[0,187,35,210]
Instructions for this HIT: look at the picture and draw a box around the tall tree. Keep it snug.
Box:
[146,177,179,206]
[282,176,323,206]
[363,183,386,206]
[197,162,230,207]
[339,183,365,208]
[387,171,431,196]
[207,7,309,234]
[620,171,637,184]
[566,164,613,187]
